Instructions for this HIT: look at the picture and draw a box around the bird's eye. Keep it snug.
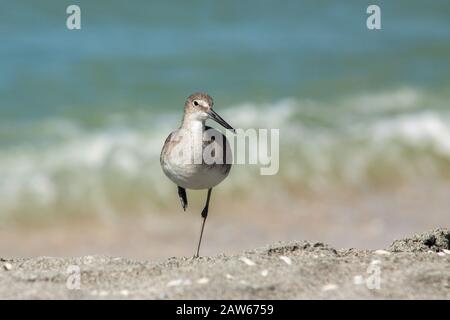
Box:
[193,100,199,106]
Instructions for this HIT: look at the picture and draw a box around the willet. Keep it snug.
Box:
[160,92,235,257]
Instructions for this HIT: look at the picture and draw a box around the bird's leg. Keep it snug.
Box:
[195,188,212,258]
[177,186,188,211]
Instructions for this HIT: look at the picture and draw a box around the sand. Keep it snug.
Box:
[0,228,449,299]
[2,183,450,261]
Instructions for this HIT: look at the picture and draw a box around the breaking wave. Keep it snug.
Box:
[1,87,450,217]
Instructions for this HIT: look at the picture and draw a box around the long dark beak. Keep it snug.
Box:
[207,109,236,133]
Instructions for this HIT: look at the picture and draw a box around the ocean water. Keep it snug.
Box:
[1,1,450,217]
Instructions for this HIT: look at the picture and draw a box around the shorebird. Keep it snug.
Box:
[160,92,235,257]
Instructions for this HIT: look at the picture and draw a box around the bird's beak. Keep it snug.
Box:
[207,109,236,133]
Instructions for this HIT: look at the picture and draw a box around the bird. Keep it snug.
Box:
[160,92,235,257]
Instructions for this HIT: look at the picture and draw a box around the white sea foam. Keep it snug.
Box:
[371,112,450,156]
[346,87,422,113]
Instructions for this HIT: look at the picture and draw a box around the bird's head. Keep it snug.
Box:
[184,92,235,133]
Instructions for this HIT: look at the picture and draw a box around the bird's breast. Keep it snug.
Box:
[160,127,232,190]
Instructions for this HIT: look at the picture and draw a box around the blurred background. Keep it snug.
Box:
[0,0,449,259]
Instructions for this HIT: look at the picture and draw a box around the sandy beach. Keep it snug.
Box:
[1,228,448,299]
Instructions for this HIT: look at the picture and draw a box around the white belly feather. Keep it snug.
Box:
[162,161,229,190]
[160,126,232,190]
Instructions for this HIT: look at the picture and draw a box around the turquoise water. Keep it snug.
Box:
[1,1,450,216]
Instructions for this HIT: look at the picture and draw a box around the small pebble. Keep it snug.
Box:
[353,275,364,285]
[183,279,192,286]
[322,284,338,292]
[99,290,109,297]
[120,290,129,296]
[261,270,269,277]
[167,279,191,286]
[83,256,94,265]
[437,252,446,257]
[197,278,209,284]
[159,292,168,299]
[225,274,234,280]
[167,279,183,287]
[279,256,292,265]
[3,263,12,271]
[442,249,450,255]
[374,250,391,255]
[370,259,381,265]
[240,257,256,266]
